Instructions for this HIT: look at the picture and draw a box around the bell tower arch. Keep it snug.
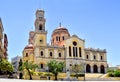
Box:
[34,10,47,46]
[34,10,46,32]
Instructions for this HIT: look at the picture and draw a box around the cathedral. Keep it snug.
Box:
[23,9,108,73]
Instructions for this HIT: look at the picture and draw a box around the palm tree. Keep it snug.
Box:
[47,60,65,80]
[19,61,38,80]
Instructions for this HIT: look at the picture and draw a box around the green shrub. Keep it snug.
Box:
[107,69,114,73]
[70,73,75,77]
[70,73,85,77]
[108,70,120,77]
[114,70,120,77]
[38,72,43,76]
[44,72,54,76]
[108,72,114,77]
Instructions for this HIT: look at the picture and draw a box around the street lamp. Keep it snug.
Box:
[46,66,50,80]
[66,69,70,79]
[84,63,86,81]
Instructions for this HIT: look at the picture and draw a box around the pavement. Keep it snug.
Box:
[0,78,117,82]
[0,73,118,81]
[0,79,50,82]
[85,77,116,81]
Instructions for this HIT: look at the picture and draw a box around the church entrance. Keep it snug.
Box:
[86,64,91,73]
[100,65,105,73]
[93,65,98,73]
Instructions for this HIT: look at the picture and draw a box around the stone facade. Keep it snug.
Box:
[23,9,108,73]
[0,18,8,59]
[3,33,8,59]
[0,18,4,59]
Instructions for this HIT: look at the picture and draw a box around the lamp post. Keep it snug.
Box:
[84,63,86,81]
[67,69,70,80]
[47,66,50,80]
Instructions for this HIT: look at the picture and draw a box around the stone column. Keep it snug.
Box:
[82,49,85,60]
[91,66,93,73]
[98,67,100,73]
[105,67,107,73]
[84,63,86,73]
[104,53,107,61]
[97,53,100,61]
[71,46,73,58]
[90,52,93,60]
[45,48,48,57]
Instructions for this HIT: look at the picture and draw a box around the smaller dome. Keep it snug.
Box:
[51,25,70,46]
[24,44,34,49]
[56,26,65,29]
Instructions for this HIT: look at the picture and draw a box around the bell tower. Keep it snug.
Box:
[34,10,47,46]
[35,10,46,32]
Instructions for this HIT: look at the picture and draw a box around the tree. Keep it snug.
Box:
[0,58,14,75]
[18,59,23,79]
[72,64,84,78]
[19,61,38,80]
[47,60,65,80]
[18,59,23,71]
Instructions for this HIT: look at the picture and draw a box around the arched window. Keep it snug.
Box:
[69,46,71,57]
[94,55,96,59]
[58,53,61,57]
[50,52,52,57]
[93,65,98,73]
[40,51,43,56]
[40,64,43,69]
[79,47,82,57]
[26,53,28,57]
[39,24,42,30]
[100,65,105,73]
[62,36,65,40]
[72,41,78,58]
[86,64,91,73]
[75,47,78,57]
[73,47,75,57]
[101,56,103,60]
[56,36,58,41]
[86,55,89,59]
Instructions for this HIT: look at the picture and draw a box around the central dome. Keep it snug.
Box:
[51,26,70,46]
[52,26,70,36]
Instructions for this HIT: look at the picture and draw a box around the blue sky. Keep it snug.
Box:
[0,0,120,66]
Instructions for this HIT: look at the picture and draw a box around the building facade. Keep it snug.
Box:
[11,56,22,72]
[0,18,4,59]
[3,33,8,59]
[0,18,8,59]
[23,9,108,73]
